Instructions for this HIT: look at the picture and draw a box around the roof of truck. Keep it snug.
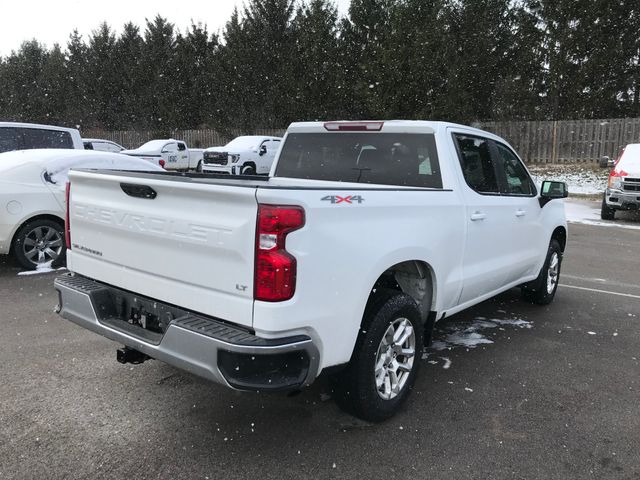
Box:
[287,120,493,136]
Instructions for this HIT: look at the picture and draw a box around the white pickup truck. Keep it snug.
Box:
[202,135,281,175]
[121,139,204,171]
[54,121,568,421]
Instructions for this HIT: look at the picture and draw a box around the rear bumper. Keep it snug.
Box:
[54,273,319,391]
[605,188,640,210]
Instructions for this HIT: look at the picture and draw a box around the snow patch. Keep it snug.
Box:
[429,316,533,354]
[17,264,66,276]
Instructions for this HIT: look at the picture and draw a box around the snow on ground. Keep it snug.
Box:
[17,263,66,276]
[564,198,640,230]
[424,316,533,369]
[528,164,608,196]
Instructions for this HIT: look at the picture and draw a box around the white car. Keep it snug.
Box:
[122,139,202,171]
[0,122,83,153]
[0,149,163,270]
[202,136,281,175]
[82,138,125,153]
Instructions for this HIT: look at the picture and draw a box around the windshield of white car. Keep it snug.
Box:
[275,133,443,188]
[224,136,263,151]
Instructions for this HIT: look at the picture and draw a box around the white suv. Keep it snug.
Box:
[202,136,281,175]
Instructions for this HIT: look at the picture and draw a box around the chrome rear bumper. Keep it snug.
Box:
[54,273,319,391]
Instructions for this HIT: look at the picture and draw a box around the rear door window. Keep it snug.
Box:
[275,133,442,188]
[0,127,22,153]
[452,133,499,194]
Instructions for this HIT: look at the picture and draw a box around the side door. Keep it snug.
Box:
[162,142,179,169]
[490,140,543,283]
[450,131,516,304]
[256,139,275,174]
[177,142,189,169]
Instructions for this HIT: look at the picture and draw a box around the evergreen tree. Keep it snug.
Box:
[114,22,145,128]
[142,15,177,130]
[292,0,341,120]
[172,23,219,129]
[65,30,90,128]
[85,22,119,128]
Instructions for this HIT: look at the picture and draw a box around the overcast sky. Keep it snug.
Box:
[0,0,351,57]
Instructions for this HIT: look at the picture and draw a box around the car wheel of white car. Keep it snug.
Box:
[241,164,256,175]
[13,219,65,270]
[332,289,423,422]
[196,160,203,173]
[521,239,562,305]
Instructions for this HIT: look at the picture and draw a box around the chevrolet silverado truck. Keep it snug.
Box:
[202,135,281,175]
[121,139,203,171]
[54,121,568,421]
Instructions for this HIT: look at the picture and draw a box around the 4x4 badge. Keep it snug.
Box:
[321,195,364,204]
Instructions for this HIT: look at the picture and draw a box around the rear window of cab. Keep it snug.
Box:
[275,133,443,189]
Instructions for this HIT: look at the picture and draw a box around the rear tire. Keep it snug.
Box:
[601,194,615,220]
[332,289,423,422]
[12,218,65,270]
[521,239,562,305]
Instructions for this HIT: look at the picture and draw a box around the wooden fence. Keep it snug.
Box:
[86,117,640,164]
[478,118,640,164]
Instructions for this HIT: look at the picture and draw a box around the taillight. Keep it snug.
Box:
[255,204,305,302]
[159,159,166,168]
[323,121,384,132]
[65,182,71,249]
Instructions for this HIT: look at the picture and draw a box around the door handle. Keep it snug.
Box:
[470,211,486,221]
[515,209,526,217]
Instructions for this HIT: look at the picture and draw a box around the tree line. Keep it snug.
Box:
[1,0,639,133]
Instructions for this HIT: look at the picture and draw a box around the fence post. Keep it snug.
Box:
[551,120,558,164]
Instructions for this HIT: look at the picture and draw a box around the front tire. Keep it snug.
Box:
[12,218,65,270]
[601,194,615,220]
[521,239,562,305]
[241,164,256,175]
[196,160,203,173]
[333,290,423,422]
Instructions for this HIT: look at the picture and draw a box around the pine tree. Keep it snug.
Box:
[85,22,118,128]
[292,0,341,120]
[142,15,176,130]
[114,22,145,128]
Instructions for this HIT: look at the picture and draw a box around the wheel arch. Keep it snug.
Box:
[551,225,567,252]
[367,259,437,324]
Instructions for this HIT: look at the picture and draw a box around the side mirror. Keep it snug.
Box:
[539,180,568,207]
[599,156,615,168]
[259,145,267,156]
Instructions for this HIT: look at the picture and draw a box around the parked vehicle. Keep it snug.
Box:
[55,121,568,421]
[202,136,281,175]
[122,139,202,171]
[0,149,163,270]
[0,122,83,153]
[601,144,640,220]
[83,138,125,153]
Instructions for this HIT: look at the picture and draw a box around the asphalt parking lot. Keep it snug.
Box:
[1,221,639,480]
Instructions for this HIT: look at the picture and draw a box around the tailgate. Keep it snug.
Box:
[66,170,258,327]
